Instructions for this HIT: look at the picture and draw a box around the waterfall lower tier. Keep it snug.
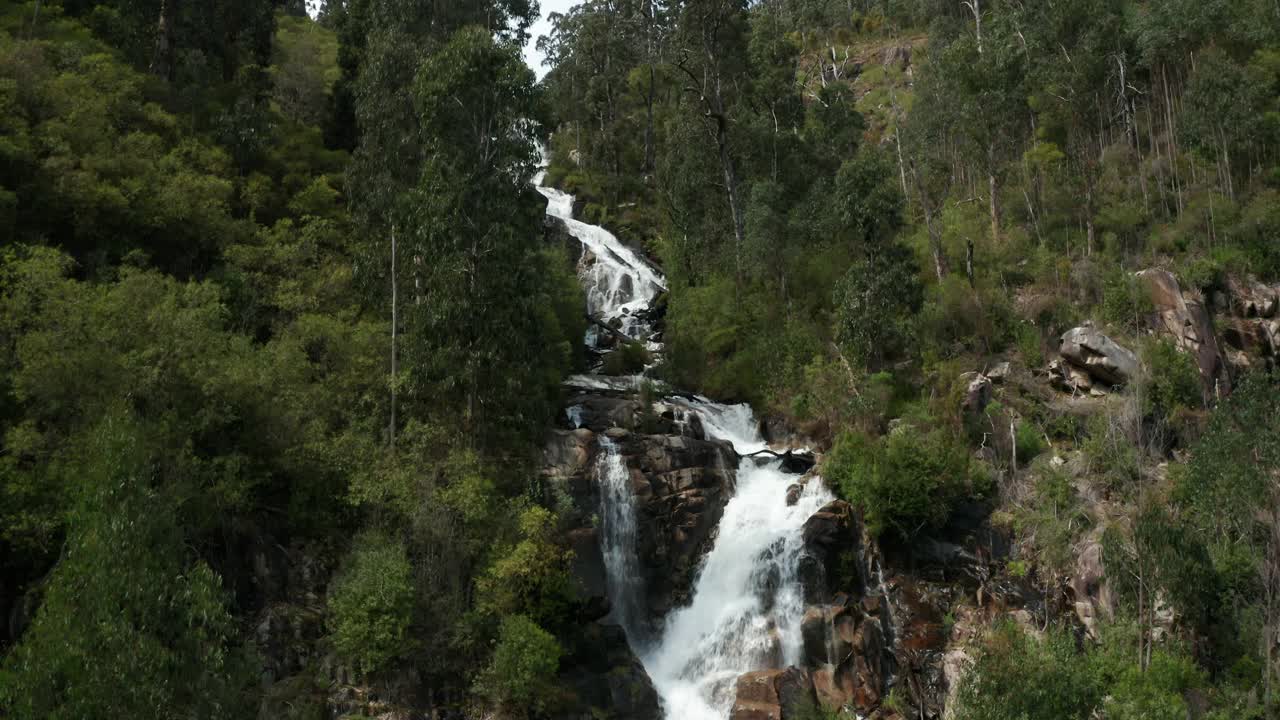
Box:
[595,436,648,644]
[643,453,833,720]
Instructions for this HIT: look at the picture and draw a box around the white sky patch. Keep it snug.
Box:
[523,0,580,79]
[305,1,571,81]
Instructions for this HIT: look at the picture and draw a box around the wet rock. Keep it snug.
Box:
[561,623,662,720]
[799,500,860,603]
[785,483,803,506]
[800,601,862,667]
[569,395,643,432]
[730,667,815,720]
[611,432,738,618]
[1059,324,1139,386]
[811,628,886,716]
[567,527,609,603]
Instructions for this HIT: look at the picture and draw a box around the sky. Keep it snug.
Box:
[523,0,580,79]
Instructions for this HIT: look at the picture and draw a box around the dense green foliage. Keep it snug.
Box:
[825,425,984,538]
[1,0,1278,715]
[475,614,564,715]
[0,1,587,716]
[327,532,415,675]
[954,622,1206,720]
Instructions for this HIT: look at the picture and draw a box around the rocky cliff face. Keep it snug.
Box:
[544,422,737,624]
[542,401,737,719]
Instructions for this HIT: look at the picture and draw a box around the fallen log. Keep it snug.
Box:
[585,313,631,342]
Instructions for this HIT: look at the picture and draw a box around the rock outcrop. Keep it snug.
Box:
[1220,276,1280,373]
[614,430,737,617]
[543,419,736,719]
[561,623,662,720]
[543,424,736,621]
[799,500,860,603]
[1058,325,1140,387]
[729,667,816,720]
[808,595,889,713]
[1137,269,1229,400]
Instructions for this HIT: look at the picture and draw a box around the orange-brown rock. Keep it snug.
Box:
[729,667,815,720]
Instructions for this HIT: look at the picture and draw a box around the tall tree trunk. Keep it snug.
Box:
[151,0,177,81]
[966,238,976,289]
[910,163,948,282]
[389,226,398,448]
[988,167,1000,242]
[715,111,745,282]
[643,63,656,173]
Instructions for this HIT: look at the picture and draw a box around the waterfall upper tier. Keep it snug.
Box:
[535,173,666,349]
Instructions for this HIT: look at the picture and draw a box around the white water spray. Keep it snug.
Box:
[595,436,647,641]
[534,175,665,345]
[642,406,833,720]
[537,170,833,720]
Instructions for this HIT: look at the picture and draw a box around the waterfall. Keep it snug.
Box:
[534,177,665,347]
[643,406,833,720]
[538,170,832,720]
[595,435,647,644]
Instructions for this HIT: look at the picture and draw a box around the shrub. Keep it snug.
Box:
[1082,410,1141,491]
[1014,466,1091,576]
[601,339,650,375]
[475,506,577,628]
[1099,269,1153,334]
[327,532,416,675]
[1102,648,1203,720]
[953,623,1102,720]
[917,276,1018,358]
[474,615,563,716]
[1143,338,1202,416]
[826,425,982,539]
[1015,322,1045,367]
[1015,419,1047,461]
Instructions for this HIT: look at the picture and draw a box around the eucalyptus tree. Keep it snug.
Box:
[669,0,752,280]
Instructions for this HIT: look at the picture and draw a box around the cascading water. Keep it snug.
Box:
[595,436,647,642]
[534,176,665,348]
[538,170,832,720]
[643,409,833,720]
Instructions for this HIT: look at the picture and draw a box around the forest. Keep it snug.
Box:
[0,0,1277,719]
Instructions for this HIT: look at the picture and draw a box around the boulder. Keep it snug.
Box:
[985,360,1012,383]
[561,623,662,720]
[1058,325,1139,386]
[961,372,993,416]
[1136,269,1229,400]
[799,500,860,603]
[730,667,815,720]
[1227,276,1280,318]
[785,483,803,506]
